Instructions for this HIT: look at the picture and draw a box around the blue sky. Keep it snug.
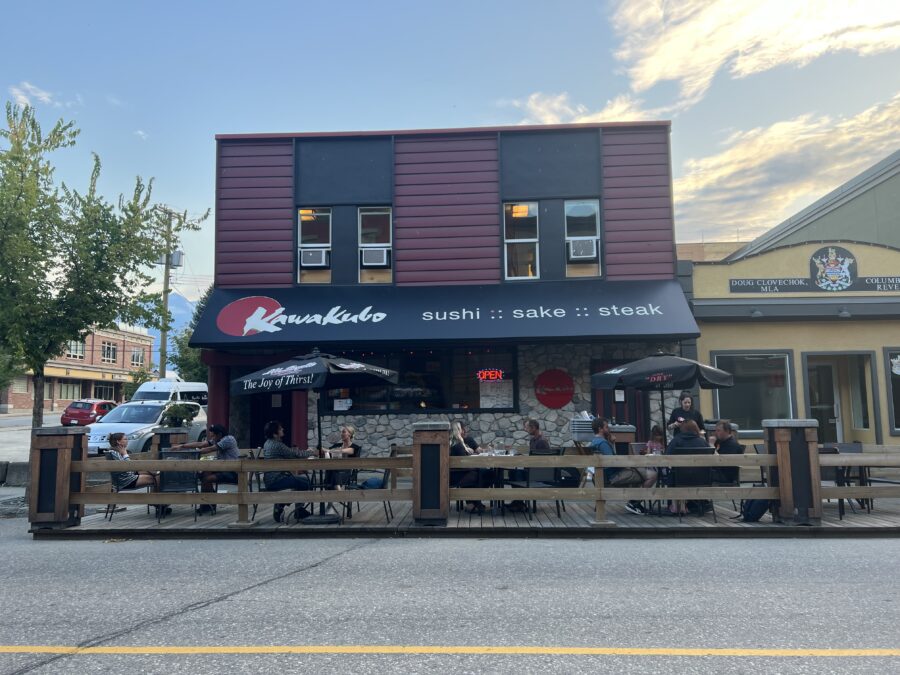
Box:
[4,0,900,300]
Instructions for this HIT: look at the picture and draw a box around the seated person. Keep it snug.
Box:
[590,418,644,514]
[712,419,742,484]
[665,419,710,515]
[171,423,240,514]
[449,420,490,514]
[262,420,314,523]
[326,424,362,490]
[106,432,168,516]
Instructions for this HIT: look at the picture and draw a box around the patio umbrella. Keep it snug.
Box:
[591,353,733,432]
[232,349,398,524]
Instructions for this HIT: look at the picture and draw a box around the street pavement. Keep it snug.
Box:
[0,516,898,674]
[0,415,59,463]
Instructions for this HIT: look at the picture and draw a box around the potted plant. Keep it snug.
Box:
[162,403,198,428]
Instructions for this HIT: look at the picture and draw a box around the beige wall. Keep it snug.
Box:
[697,321,896,442]
[694,241,900,298]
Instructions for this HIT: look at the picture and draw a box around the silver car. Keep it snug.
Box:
[85,400,208,454]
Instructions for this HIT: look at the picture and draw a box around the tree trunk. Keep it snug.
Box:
[32,365,45,428]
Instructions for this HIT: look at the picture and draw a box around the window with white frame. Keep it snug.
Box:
[65,340,85,360]
[101,341,118,364]
[714,353,792,433]
[888,350,900,432]
[503,202,539,279]
[11,376,27,394]
[359,207,392,283]
[131,347,145,368]
[564,199,601,277]
[298,207,332,283]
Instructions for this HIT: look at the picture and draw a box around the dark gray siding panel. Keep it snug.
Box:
[216,139,296,288]
[393,134,501,285]
[500,129,601,199]
[601,128,676,280]
[296,138,393,205]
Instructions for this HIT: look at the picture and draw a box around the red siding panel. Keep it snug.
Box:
[602,129,675,279]
[393,135,501,285]
[215,139,295,287]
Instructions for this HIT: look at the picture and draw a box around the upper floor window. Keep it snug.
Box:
[101,341,117,364]
[359,207,392,284]
[565,199,601,278]
[65,340,85,360]
[504,202,539,280]
[298,207,332,284]
[131,347,145,368]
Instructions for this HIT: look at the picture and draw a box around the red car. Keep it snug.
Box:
[60,399,117,426]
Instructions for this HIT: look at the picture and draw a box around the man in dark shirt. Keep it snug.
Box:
[712,419,743,484]
[525,419,550,452]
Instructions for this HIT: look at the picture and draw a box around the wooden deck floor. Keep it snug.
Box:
[32,496,900,538]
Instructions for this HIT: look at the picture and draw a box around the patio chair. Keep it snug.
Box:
[668,446,717,523]
[346,468,394,522]
[752,443,769,484]
[104,454,152,521]
[836,442,871,513]
[505,446,564,518]
[819,445,853,520]
[711,443,745,511]
[157,450,201,523]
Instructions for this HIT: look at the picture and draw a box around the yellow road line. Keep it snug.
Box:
[1,646,900,657]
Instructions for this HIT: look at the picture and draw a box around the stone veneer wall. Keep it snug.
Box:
[308,341,686,456]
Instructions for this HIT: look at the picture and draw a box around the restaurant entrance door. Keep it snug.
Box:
[808,362,840,443]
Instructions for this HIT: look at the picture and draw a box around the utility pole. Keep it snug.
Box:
[155,206,183,380]
[159,209,173,378]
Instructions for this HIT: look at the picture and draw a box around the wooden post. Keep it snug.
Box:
[411,421,449,525]
[235,468,251,525]
[29,427,87,528]
[763,419,822,525]
[590,472,615,528]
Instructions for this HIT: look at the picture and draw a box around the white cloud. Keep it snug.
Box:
[8,81,56,107]
[134,129,148,141]
[612,0,900,109]
[674,91,900,241]
[508,91,668,125]
[107,94,125,107]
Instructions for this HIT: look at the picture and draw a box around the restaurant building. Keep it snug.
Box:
[692,149,900,444]
[0,325,153,414]
[190,122,699,451]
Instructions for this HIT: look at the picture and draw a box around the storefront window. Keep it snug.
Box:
[323,348,516,414]
[888,350,900,431]
[714,353,792,432]
[58,380,80,400]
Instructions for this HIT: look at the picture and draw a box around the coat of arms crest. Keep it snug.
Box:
[810,246,855,291]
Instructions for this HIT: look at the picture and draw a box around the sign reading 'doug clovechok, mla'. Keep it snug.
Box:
[189,279,698,348]
[730,246,900,293]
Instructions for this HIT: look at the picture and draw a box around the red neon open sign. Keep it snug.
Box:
[476,368,504,381]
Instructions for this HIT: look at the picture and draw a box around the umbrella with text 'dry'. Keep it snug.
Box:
[591,353,732,431]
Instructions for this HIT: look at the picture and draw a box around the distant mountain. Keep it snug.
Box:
[147,290,196,374]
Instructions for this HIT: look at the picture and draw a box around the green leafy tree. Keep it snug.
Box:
[0,346,24,393]
[168,285,211,383]
[122,366,155,400]
[0,103,168,426]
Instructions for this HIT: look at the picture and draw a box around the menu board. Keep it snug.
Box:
[479,379,514,409]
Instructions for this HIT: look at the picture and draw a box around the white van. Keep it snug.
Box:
[131,380,208,406]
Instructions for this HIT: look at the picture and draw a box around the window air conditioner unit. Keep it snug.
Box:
[300,249,330,267]
[361,247,390,268]
[568,239,598,261]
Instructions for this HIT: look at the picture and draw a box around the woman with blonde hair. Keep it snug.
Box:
[326,424,361,489]
[449,420,490,513]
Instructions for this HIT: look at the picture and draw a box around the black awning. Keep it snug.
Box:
[189,279,698,349]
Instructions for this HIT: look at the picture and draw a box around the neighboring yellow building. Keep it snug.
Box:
[691,149,900,444]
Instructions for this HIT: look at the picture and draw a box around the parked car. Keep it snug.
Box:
[85,400,207,455]
[60,399,117,426]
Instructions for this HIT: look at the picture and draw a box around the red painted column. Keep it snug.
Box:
[291,390,309,449]
[207,363,230,429]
